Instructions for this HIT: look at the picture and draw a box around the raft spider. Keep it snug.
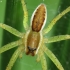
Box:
[0,0,70,70]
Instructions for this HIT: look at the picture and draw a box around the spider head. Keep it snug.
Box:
[25,31,40,56]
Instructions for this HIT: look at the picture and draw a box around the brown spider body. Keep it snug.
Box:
[25,4,47,56]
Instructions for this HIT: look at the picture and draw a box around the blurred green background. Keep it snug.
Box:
[0,0,70,70]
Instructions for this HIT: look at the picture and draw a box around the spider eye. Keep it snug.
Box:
[27,46,36,51]
[31,3,47,32]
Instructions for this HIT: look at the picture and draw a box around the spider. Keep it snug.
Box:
[0,0,70,70]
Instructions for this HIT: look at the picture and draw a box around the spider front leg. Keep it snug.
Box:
[43,6,70,34]
[6,45,24,70]
[43,45,64,70]
[44,35,70,43]
[38,48,48,70]
[36,44,47,70]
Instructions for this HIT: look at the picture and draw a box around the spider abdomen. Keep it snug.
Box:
[31,4,47,32]
[26,31,40,56]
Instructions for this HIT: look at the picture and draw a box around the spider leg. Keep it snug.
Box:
[36,47,42,62]
[36,52,41,62]
[43,45,64,70]
[36,46,47,70]
[0,23,23,38]
[0,39,23,54]
[40,49,47,70]
[44,35,70,43]
[43,6,70,35]
[21,0,29,30]
[19,45,25,58]
[6,46,23,70]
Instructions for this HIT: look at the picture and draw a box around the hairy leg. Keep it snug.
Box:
[21,0,29,30]
[0,23,23,38]
[43,45,64,70]
[37,46,47,70]
[6,46,23,70]
[0,39,23,53]
[44,35,70,43]
[43,6,70,34]
[40,50,47,70]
